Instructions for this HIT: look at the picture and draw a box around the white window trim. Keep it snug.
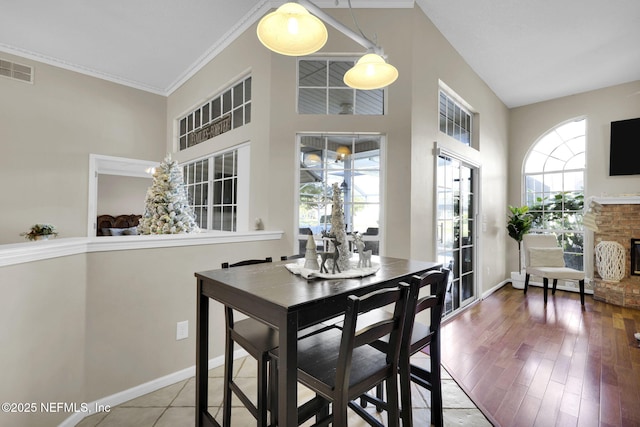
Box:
[173,71,252,152]
[178,73,253,153]
[521,118,587,284]
[438,80,477,148]
[180,143,250,233]
[236,144,250,232]
[87,154,159,237]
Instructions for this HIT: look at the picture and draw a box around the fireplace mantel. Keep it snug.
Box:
[592,195,640,205]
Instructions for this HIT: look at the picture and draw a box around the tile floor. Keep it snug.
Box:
[76,353,491,426]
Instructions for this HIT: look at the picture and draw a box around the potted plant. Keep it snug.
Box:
[21,223,58,241]
[507,205,533,288]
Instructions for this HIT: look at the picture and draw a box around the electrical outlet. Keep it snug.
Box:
[176,320,188,340]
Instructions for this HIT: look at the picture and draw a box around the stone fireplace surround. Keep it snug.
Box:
[592,196,640,310]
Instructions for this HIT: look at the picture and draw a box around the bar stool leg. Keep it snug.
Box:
[399,355,413,426]
[222,331,234,427]
[257,354,268,427]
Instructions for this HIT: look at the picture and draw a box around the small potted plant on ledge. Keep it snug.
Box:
[507,205,533,288]
[21,223,58,241]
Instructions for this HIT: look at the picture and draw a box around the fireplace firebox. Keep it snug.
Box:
[632,239,640,276]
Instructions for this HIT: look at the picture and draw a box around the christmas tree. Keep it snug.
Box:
[330,182,351,272]
[138,155,199,235]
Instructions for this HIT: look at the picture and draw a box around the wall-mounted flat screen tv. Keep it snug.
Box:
[610,117,640,176]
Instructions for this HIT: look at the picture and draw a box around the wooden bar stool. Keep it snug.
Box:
[221,258,275,427]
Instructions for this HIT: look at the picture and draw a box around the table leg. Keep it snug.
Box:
[196,279,211,426]
[278,312,299,427]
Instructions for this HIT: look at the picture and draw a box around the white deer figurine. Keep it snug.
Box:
[353,232,372,268]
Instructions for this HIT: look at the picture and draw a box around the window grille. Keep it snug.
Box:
[298,59,384,115]
[178,76,251,151]
[183,149,238,231]
[439,91,472,146]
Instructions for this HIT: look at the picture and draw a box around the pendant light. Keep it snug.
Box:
[335,145,352,162]
[256,2,328,56]
[256,0,399,90]
[343,53,398,90]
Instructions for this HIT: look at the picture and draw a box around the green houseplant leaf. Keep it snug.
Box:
[507,205,533,271]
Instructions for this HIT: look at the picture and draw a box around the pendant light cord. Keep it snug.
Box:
[346,0,377,47]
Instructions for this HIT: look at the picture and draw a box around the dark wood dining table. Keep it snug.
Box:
[195,255,442,427]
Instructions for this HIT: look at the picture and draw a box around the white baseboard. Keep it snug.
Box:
[481,279,511,299]
[59,348,248,427]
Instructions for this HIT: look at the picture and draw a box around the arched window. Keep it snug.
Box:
[524,118,586,269]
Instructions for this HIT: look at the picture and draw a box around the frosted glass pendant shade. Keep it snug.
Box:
[343,53,399,90]
[256,3,328,56]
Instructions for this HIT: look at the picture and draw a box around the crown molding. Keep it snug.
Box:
[0,44,167,95]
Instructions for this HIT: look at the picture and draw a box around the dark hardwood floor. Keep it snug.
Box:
[440,284,640,427]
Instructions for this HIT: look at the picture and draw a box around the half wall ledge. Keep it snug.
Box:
[0,230,284,268]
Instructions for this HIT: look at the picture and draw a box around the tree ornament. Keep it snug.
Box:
[304,234,320,270]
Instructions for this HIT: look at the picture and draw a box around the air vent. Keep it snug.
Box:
[0,58,33,83]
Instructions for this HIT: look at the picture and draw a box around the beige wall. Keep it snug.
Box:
[83,239,289,402]
[0,238,287,427]
[508,80,640,272]
[0,255,87,426]
[0,52,166,244]
[408,10,510,287]
[97,175,151,217]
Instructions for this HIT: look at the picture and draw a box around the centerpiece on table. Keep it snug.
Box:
[287,182,379,279]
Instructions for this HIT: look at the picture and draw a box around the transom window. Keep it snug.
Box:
[178,76,251,151]
[439,91,473,146]
[183,149,239,231]
[298,59,384,115]
[524,118,586,270]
